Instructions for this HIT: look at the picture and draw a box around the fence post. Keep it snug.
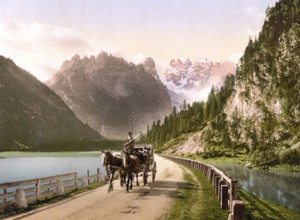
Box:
[75,173,79,190]
[209,169,215,183]
[97,169,105,183]
[228,200,244,220]
[87,170,90,185]
[56,179,65,196]
[15,188,28,209]
[230,181,238,210]
[218,179,226,201]
[36,179,41,201]
[3,188,7,203]
[221,185,229,209]
[215,175,221,195]
[212,173,218,188]
[81,177,89,188]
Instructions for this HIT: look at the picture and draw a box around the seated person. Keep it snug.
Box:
[123,131,135,153]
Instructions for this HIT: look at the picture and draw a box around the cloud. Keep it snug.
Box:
[235,5,265,19]
[0,20,118,82]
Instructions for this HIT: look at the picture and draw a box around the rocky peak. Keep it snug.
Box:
[162,57,236,91]
[143,57,159,80]
[47,52,172,138]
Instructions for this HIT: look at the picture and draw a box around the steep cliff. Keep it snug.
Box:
[221,0,300,165]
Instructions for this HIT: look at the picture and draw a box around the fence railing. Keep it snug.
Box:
[0,168,105,211]
[161,155,244,220]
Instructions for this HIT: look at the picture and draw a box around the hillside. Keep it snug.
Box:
[0,56,102,151]
[223,0,300,165]
[47,53,172,138]
[142,0,300,166]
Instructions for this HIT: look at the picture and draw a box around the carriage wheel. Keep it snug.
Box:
[143,171,148,186]
[152,161,157,182]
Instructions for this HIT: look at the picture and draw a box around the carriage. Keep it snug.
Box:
[133,144,157,185]
[102,144,157,192]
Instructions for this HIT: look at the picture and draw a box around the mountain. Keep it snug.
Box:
[223,0,300,165]
[159,58,236,106]
[0,56,102,151]
[47,53,172,138]
[143,0,300,166]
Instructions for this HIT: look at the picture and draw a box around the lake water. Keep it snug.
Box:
[0,152,107,185]
[211,163,300,212]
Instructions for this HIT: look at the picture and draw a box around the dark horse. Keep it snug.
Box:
[122,148,143,192]
[101,150,125,192]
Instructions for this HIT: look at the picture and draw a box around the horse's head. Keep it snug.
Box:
[102,150,113,166]
[122,148,131,168]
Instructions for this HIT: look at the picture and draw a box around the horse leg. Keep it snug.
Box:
[119,170,123,187]
[136,172,139,186]
[122,173,127,187]
[126,173,130,192]
[108,171,114,192]
[110,171,115,191]
[130,173,133,190]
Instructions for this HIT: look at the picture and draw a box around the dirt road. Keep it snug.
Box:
[6,155,184,220]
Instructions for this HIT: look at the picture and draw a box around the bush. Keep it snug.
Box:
[279,149,300,165]
[250,150,280,166]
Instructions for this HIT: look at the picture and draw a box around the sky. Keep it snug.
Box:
[0,0,278,82]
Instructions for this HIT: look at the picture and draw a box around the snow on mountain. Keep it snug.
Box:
[158,58,237,106]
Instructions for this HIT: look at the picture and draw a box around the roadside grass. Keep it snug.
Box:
[184,154,300,172]
[161,159,300,220]
[185,154,247,165]
[0,182,105,219]
[162,166,229,220]
[239,189,300,220]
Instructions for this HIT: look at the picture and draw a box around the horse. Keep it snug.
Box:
[122,148,143,192]
[101,150,125,192]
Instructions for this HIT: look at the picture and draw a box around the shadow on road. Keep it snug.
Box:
[125,180,195,200]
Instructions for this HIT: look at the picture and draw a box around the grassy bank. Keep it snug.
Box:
[181,154,300,172]
[239,189,300,220]
[162,160,300,220]
[162,165,229,220]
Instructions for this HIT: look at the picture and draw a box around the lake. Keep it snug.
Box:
[0,152,107,185]
[211,163,300,212]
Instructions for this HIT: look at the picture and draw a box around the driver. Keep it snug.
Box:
[123,131,144,163]
[123,131,135,153]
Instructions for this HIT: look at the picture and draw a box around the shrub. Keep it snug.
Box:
[279,149,300,165]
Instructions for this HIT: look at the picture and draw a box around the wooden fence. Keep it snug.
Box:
[0,168,105,211]
[161,155,244,220]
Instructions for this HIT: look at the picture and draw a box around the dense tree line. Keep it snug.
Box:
[140,75,235,147]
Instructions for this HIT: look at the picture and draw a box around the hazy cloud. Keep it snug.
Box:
[0,20,117,81]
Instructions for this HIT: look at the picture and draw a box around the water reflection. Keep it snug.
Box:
[211,163,300,212]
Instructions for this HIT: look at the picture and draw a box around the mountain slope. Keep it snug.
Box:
[223,0,300,165]
[0,56,102,150]
[47,53,172,138]
[143,0,300,166]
